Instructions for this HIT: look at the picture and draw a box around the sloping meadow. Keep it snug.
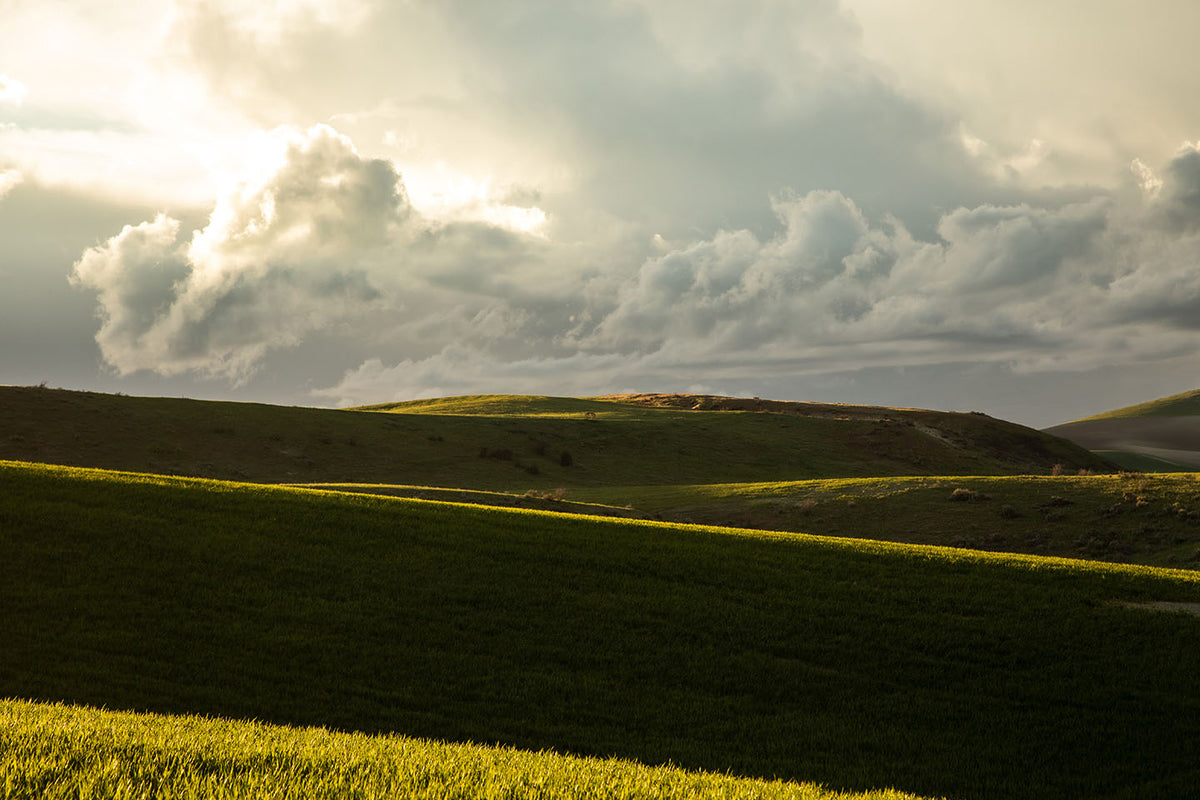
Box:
[2,461,1198,799]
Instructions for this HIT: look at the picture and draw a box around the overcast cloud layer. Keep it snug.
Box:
[5,1,1200,427]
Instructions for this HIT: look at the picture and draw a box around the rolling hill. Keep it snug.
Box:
[2,461,1198,799]
[0,385,1112,489]
[1046,388,1200,471]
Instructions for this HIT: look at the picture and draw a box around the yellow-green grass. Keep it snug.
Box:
[0,700,933,800]
[569,473,1200,569]
[3,461,1199,799]
[354,393,641,418]
[0,386,1110,491]
[291,482,649,519]
[1071,387,1200,421]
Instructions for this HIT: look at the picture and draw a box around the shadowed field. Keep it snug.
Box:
[2,461,1199,799]
[1046,387,1200,471]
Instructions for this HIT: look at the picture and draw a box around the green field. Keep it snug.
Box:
[3,461,1199,799]
[0,699,930,800]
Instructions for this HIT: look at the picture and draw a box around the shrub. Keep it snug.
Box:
[559,451,574,467]
[999,505,1021,519]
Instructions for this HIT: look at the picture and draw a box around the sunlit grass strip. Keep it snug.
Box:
[0,700,933,800]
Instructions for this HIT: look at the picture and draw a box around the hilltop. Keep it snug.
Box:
[0,385,1111,488]
[1047,388,1200,471]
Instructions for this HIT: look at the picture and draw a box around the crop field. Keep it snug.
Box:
[0,699,930,800]
[2,461,1199,799]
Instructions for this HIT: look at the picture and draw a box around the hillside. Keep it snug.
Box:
[1047,388,1200,471]
[569,473,1200,569]
[0,385,1112,488]
[2,461,1198,799]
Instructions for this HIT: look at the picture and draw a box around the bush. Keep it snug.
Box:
[559,451,574,467]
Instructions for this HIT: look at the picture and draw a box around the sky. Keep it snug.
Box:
[4,0,1200,428]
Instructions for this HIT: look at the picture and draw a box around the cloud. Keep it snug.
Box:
[1150,142,1200,232]
[0,74,28,106]
[316,141,1200,406]
[71,125,406,379]
[0,169,22,199]
[578,190,1108,358]
[313,347,634,408]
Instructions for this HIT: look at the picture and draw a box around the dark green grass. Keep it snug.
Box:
[0,700,932,800]
[2,462,1199,799]
[0,386,1110,490]
[570,474,1200,569]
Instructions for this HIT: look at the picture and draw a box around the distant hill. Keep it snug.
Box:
[0,385,1111,487]
[1046,389,1200,471]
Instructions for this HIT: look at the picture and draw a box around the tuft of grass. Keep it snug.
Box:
[1,461,1199,799]
[0,699,934,800]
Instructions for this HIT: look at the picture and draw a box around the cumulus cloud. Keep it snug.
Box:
[576,190,1107,359]
[1150,142,1200,232]
[71,125,407,379]
[317,141,1200,406]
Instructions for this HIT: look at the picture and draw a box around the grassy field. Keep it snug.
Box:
[0,699,933,800]
[3,461,1199,799]
[567,473,1200,568]
[1044,387,1200,472]
[0,386,1111,489]
[1069,387,1200,421]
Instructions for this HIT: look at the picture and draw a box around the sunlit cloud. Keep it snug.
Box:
[0,74,28,106]
[0,169,22,199]
[401,163,547,235]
